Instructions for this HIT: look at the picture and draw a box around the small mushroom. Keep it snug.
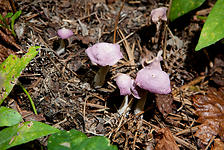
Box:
[86,42,123,88]
[150,7,167,31]
[150,7,168,24]
[115,73,133,115]
[134,50,171,116]
[116,73,133,96]
[57,28,73,55]
[115,73,140,115]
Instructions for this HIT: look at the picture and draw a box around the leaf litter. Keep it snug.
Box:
[193,87,224,145]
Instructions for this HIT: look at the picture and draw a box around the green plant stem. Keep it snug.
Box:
[196,15,207,20]
[18,82,37,115]
[11,28,16,37]
[0,98,4,106]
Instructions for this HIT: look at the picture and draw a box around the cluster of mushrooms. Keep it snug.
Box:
[56,7,170,117]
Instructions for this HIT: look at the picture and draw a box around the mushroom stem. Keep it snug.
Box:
[134,91,147,118]
[93,65,110,88]
[118,95,131,115]
[56,39,66,55]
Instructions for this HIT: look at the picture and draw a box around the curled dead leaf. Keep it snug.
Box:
[193,87,224,144]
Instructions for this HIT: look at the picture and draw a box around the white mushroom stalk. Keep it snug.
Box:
[85,42,123,88]
[118,95,130,115]
[93,65,110,88]
[134,50,171,117]
[134,91,147,116]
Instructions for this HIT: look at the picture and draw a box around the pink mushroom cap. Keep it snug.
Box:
[135,50,171,94]
[115,73,132,96]
[135,68,171,94]
[85,42,123,66]
[57,28,73,39]
[150,7,168,24]
[115,73,141,99]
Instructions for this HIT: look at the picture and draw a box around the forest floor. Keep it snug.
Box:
[0,0,223,149]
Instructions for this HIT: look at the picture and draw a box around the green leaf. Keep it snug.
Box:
[0,106,22,127]
[195,0,224,51]
[4,13,13,18]
[11,10,22,22]
[0,121,60,149]
[48,129,87,150]
[170,0,205,22]
[76,136,118,150]
[10,10,22,37]
[0,46,40,105]
[48,129,117,150]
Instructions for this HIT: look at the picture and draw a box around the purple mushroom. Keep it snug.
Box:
[115,73,133,96]
[115,73,133,115]
[57,28,74,39]
[134,50,171,116]
[115,73,140,115]
[150,7,168,24]
[85,42,123,88]
[150,7,167,31]
[135,52,171,94]
[56,28,73,55]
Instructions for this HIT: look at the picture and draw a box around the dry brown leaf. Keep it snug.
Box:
[193,87,224,144]
[211,139,224,150]
[156,94,173,117]
[155,128,180,150]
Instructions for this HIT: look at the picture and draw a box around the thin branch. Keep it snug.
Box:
[113,0,125,43]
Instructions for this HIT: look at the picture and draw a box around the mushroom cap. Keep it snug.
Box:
[130,82,141,99]
[150,7,167,24]
[115,74,132,96]
[85,42,123,66]
[115,73,141,99]
[57,28,73,39]
[135,68,171,94]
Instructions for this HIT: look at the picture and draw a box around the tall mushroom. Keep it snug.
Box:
[57,28,73,55]
[150,7,168,34]
[150,7,168,24]
[85,42,123,88]
[134,50,171,116]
